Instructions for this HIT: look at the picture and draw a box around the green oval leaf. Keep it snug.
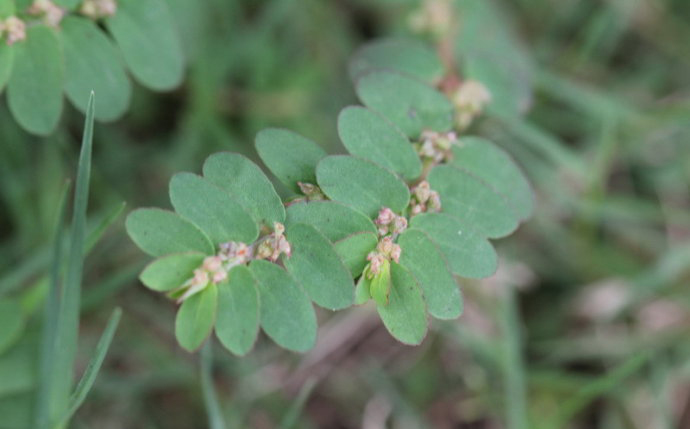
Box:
[355,70,453,138]
[398,229,461,319]
[338,106,422,180]
[285,201,376,242]
[61,16,131,122]
[106,0,184,91]
[428,165,519,238]
[316,155,410,218]
[139,252,205,292]
[215,266,260,356]
[169,172,259,245]
[0,298,25,354]
[255,128,326,194]
[203,152,285,226]
[7,25,63,135]
[175,284,218,352]
[333,232,378,278]
[377,263,428,345]
[450,137,533,220]
[284,223,354,310]
[349,37,445,84]
[410,213,497,278]
[250,260,316,352]
[126,208,214,257]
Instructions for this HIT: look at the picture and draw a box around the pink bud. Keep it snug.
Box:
[376,207,395,225]
[390,244,402,263]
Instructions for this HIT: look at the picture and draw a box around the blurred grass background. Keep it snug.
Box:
[1,0,690,427]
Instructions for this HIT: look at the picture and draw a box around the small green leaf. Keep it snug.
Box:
[450,137,534,220]
[370,259,391,307]
[255,128,326,193]
[61,17,132,122]
[355,274,372,305]
[7,25,64,135]
[410,213,497,278]
[428,165,519,238]
[106,0,184,91]
[377,263,428,345]
[284,223,354,310]
[139,252,205,292]
[355,70,453,138]
[398,229,461,319]
[0,298,25,354]
[126,208,214,257]
[169,173,259,245]
[250,260,316,352]
[349,37,445,84]
[203,152,285,226]
[215,266,260,356]
[316,155,410,218]
[0,44,12,92]
[286,201,376,242]
[175,284,218,352]
[333,232,378,277]
[338,106,422,180]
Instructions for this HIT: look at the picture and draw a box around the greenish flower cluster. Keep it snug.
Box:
[126,38,534,354]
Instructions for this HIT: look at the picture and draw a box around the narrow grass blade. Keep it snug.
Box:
[33,180,71,429]
[56,307,122,427]
[50,92,96,425]
[499,286,528,429]
[201,341,227,429]
[279,377,318,429]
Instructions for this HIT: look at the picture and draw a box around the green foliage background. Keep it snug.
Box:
[1,0,690,427]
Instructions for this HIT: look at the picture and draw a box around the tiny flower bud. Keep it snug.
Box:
[453,80,491,129]
[80,0,117,19]
[392,216,407,235]
[276,235,291,259]
[273,222,285,236]
[212,270,227,284]
[390,244,402,263]
[28,0,65,27]
[376,207,395,226]
[3,17,26,46]
[428,191,442,212]
[255,241,273,260]
[367,252,385,278]
[378,236,394,255]
[414,181,432,204]
[203,256,222,272]
[297,182,326,200]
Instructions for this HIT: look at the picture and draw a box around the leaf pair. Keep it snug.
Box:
[0,0,184,135]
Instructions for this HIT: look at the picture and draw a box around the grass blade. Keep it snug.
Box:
[279,377,318,429]
[49,92,96,426]
[56,307,122,427]
[500,285,528,429]
[33,180,71,429]
[201,341,228,429]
